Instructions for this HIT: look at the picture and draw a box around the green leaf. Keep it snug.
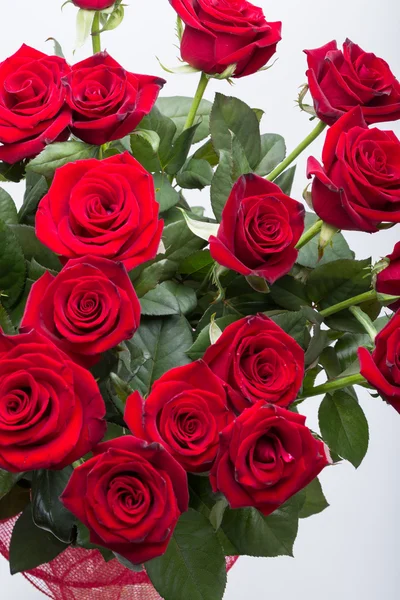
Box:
[0,470,23,501]
[255,134,286,176]
[0,301,15,334]
[0,221,26,308]
[28,258,58,281]
[130,131,161,172]
[178,208,219,241]
[31,467,76,543]
[335,332,371,373]
[299,478,329,519]
[297,213,353,269]
[139,106,177,168]
[126,315,193,395]
[9,224,61,271]
[130,258,178,297]
[157,96,213,144]
[221,499,300,557]
[27,141,98,179]
[176,158,214,190]
[274,166,296,195]
[162,281,197,315]
[146,509,227,600]
[9,277,34,327]
[0,160,26,183]
[153,172,180,212]
[74,8,95,50]
[179,250,214,281]
[0,188,17,224]
[245,275,269,294]
[131,129,160,153]
[140,283,180,316]
[192,139,219,167]
[307,258,371,310]
[100,3,124,31]
[210,93,261,168]
[9,505,69,575]
[319,390,369,468]
[46,37,65,58]
[187,315,238,360]
[164,124,199,175]
[269,276,309,311]
[210,138,251,222]
[162,208,207,264]
[269,310,309,349]
[0,483,31,520]
[18,172,48,225]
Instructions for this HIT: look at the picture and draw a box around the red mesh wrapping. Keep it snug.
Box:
[0,517,238,599]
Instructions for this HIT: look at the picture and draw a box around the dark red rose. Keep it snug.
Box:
[73,0,115,8]
[209,174,305,284]
[35,152,163,270]
[0,330,106,472]
[20,256,140,368]
[61,436,188,564]
[359,311,400,414]
[202,314,304,414]
[210,401,331,515]
[169,0,281,78]
[304,39,400,125]
[125,361,234,473]
[0,44,71,164]
[307,107,400,232]
[376,242,400,312]
[62,52,165,146]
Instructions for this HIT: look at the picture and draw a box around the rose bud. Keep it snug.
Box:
[0,330,106,472]
[359,310,400,414]
[203,314,305,414]
[375,242,400,312]
[307,107,400,232]
[304,39,400,125]
[62,52,165,145]
[35,152,163,271]
[61,436,189,564]
[209,174,305,284]
[0,44,71,164]
[125,361,234,473]
[210,402,331,515]
[169,0,281,78]
[21,256,141,368]
[73,0,115,8]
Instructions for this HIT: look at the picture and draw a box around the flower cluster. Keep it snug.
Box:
[0,0,399,597]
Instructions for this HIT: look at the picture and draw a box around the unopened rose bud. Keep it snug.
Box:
[73,0,115,9]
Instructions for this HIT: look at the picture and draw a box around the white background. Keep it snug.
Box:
[1,0,400,598]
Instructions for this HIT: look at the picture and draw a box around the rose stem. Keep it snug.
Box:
[297,373,367,400]
[295,218,323,250]
[349,306,377,342]
[266,120,327,182]
[91,11,102,54]
[184,72,209,130]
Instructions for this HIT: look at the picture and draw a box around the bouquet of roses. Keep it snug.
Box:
[0,0,399,599]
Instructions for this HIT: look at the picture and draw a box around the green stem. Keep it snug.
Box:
[184,72,209,130]
[298,373,366,400]
[349,306,377,342]
[319,289,377,318]
[91,11,101,54]
[266,120,327,181]
[295,219,323,250]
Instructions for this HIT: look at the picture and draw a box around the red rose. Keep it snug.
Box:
[359,311,400,414]
[305,39,400,125]
[209,174,305,284]
[35,152,163,270]
[73,0,115,8]
[169,0,281,78]
[376,242,400,312]
[61,436,189,564]
[210,402,331,515]
[62,52,165,146]
[0,45,71,164]
[0,330,106,472]
[202,314,304,414]
[125,361,234,473]
[21,256,140,368]
[307,107,400,232]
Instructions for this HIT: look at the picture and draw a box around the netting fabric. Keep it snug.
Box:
[0,516,237,599]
